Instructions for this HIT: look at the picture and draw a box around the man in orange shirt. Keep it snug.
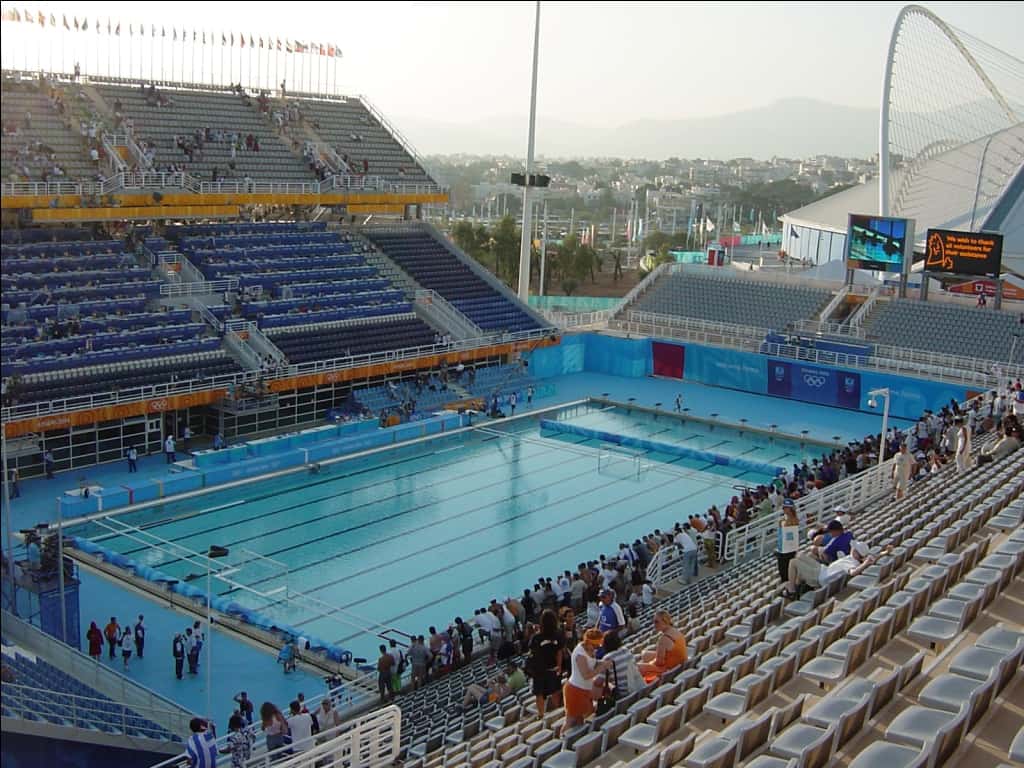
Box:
[103,617,120,660]
[689,515,707,533]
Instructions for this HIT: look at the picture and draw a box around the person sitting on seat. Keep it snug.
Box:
[460,668,512,710]
[782,541,882,599]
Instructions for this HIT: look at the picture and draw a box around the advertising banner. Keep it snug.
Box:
[767,360,861,410]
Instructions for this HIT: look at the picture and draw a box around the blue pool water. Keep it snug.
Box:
[65,400,846,662]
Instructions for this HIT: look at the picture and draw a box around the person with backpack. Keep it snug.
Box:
[454,617,474,666]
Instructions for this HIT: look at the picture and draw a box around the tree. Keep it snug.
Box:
[491,215,520,285]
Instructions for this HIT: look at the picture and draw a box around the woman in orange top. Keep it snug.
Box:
[638,610,687,682]
[562,629,611,729]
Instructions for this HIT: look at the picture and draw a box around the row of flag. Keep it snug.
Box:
[0,9,342,56]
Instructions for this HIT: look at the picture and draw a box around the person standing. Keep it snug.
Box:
[955,417,973,473]
[233,691,254,725]
[173,633,186,679]
[44,449,55,479]
[775,503,801,583]
[286,700,315,753]
[259,702,289,754]
[8,468,19,499]
[892,443,914,499]
[509,391,518,416]
[220,714,253,768]
[376,645,394,702]
[182,425,193,451]
[596,589,625,634]
[527,609,564,718]
[133,615,145,658]
[562,629,612,730]
[126,445,138,473]
[186,717,218,768]
[120,627,134,669]
[104,617,120,660]
[86,621,103,661]
[527,385,534,406]
[316,698,342,744]
[674,394,683,412]
[165,434,176,464]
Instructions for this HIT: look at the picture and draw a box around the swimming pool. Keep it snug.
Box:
[66,401,832,662]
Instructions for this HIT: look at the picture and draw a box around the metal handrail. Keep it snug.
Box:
[0,326,558,424]
[3,683,184,742]
[160,279,238,297]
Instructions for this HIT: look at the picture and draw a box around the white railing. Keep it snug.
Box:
[541,309,614,329]
[793,319,866,339]
[847,286,881,330]
[413,289,483,339]
[101,133,129,173]
[2,170,446,198]
[151,704,400,768]
[614,310,1017,387]
[225,325,263,371]
[249,704,401,768]
[615,261,674,316]
[3,684,184,742]
[816,285,849,322]
[245,323,288,365]
[190,299,226,333]
[1,611,194,738]
[160,278,238,297]
[0,326,559,424]
[721,458,895,563]
[358,93,436,183]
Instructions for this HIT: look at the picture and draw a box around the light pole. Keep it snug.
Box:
[868,388,891,465]
[205,545,229,722]
[516,0,541,301]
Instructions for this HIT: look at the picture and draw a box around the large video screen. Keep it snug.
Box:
[924,228,1003,276]
[846,214,911,273]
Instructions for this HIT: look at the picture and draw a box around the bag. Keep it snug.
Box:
[595,660,619,716]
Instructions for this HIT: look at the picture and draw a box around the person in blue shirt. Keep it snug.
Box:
[186,717,218,768]
[815,520,853,563]
[596,589,625,634]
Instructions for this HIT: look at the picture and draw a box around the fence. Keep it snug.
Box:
[3,684,184,742]
[0,326,559,424]
[1,610,194,738]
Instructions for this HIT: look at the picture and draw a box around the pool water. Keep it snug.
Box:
[67,402,828,661]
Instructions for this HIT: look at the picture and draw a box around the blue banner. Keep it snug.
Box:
[767,360,861,410]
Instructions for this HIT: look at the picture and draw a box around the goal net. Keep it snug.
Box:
[597,443,650,480]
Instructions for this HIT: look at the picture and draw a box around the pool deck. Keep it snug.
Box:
[73,565,326,730]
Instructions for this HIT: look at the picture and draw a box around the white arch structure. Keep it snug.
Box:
[879,5,1024,225]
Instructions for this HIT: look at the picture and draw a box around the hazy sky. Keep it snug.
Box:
[4,1,1022,129]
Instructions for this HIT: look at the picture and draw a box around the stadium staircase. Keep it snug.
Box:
[358,423,1023,768]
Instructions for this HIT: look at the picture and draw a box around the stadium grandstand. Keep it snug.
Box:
[1,5,1023,768]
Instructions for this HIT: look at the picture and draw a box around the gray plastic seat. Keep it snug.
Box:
[1010,725,1024,763]
[917,673,989,713]
[683,735,737,768]
[848,741,929,768]
[976,623,1024,654]
[618,704,683,753]
[769,722,835,764]
[885,705,969,766]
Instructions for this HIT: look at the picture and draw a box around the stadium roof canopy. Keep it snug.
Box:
[783,5,1024,275]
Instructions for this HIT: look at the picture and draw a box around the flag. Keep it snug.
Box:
[161,26,165,37]
[334,44,342,57]
[37,10,43,25]
[230,32,234,45]
[259,37,263,48]
[96,19,100,33]
[249,34,254,47]
[24,9,33,23]
[62,14,69,29]
[328,45,334,57]
[107,19,111,34]
[286,41,293,52]
[240,33,245,47]
[173,28,176,41]
[151,24,156,36]
[202,30,206,43]
[790,228,800,239]
[11,9,20,21]
[319,44,325,55]
[129,23,133,35]
[193,30,197,41]
[276,38,282,50]
[704,217,715,233]
[49,13,55,26]
[82,18,88,31]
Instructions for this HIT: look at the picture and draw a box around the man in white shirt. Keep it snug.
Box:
[165,434,176,464]
[892,443,914,499]
[674,525,698,583]
[783,542,876,597]
[286,700,315,752]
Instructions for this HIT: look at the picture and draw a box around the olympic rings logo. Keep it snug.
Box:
[802,373,827,388]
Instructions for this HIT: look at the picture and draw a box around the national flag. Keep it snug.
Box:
[286,41,293,53]
[172,28,177,41]
[202,30,206,43]
[240,33,245,47]
[62,14,69,29]
[259,37,263,48]
[11,8,21,21]
[790,228,800,239]
[151,24,156,36]
[276,38,282,50]
[37,10,43,24]
[193,30,197,41]
[319,44,325,55]
[161,26,165,37]
[49,13,55,26]
[327,45,334,57]
[334,44,343,57]
[249,34,254,47]
[129,23,133,36]
[96,19,100,33]
[107,19,111,34]
[24,9,32,23]
[82,18,88,31]
[115,22,120,35]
